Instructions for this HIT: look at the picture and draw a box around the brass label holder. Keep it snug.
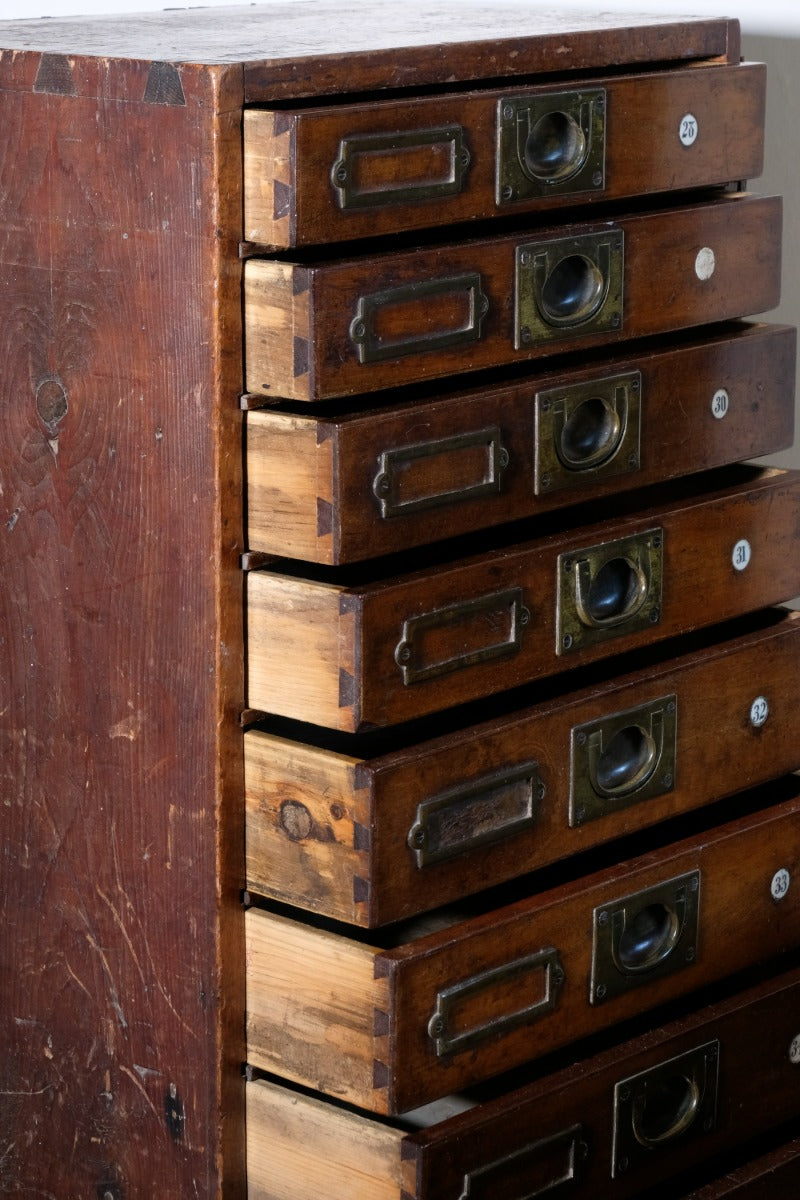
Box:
[407,760,544,868]
[331,124,470,210]
[395,587,530,685]
[460,1124,587,1199]
[373,426,509,518]
[428,946,564,1058]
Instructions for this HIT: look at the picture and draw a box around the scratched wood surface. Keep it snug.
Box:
[0,51,245,1197]
[0,6,739,103]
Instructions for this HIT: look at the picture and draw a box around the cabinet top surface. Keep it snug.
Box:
[0,3,737,99]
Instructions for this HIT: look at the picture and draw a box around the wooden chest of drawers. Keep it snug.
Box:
[1,4,797,1198]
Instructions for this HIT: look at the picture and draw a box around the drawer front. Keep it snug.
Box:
[244,62,765,247]
[246,467,800,731]
[247,965,800,1199]
[246,778,800,1114]
[244,193,781,401]
[245,611,800,927]
[246,322,796,564]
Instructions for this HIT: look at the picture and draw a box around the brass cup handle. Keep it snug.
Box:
[554,394,624,471]
[631,1072,701,1147]
[573,553,650,629]
[588,722,659,799]
[612,898,684,976]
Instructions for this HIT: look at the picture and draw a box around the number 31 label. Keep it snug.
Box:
[680,114,698,146]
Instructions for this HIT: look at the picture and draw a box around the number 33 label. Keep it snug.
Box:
[680,114,698,146]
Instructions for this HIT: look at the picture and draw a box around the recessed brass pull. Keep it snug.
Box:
[557,528,663,655]
[428,946,564,1058]
[497,88,606,204]
[535,371,641,495]
[591,871,700,1005]
[570,695,677,826]
[612,1041,719,1177]
[459,1124,587,1199]
[515,230,623,348]
[331,124,470,210]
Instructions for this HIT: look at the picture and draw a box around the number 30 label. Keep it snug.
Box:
[680,114,698,146]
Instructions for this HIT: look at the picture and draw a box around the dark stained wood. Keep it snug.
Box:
[247,467,800,731]
[244,62,765,247]
[245,610,800,927]
[246,322,796,564]
[0,50,246,1198]
[246,777,800,1114]
[679,1138,800,1198]
[0,7,740,102]
[248,962,800,1197]
[244,193,783,401]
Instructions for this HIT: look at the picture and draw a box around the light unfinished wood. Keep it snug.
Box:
[246,908,388,1110]
[246,259,312,403]
[245,732,368,925]
[246,467,800,731]
[246,409,336,562]
[246,780,800,1115]
[247,573,354,730]
[244,611,800,927]
[247,1079,407,1200]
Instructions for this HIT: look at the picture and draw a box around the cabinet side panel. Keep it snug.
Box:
[0,52,245,1196]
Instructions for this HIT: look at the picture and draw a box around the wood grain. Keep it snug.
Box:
[244,62,765,247]
[246,322,796,564]
[0,51,246,1198]
[247,467,800,731]
[245,611,800,927]
[246,779,800,1114]
[244,193,782,401]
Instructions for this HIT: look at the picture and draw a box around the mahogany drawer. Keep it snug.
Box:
[246,466,800,731]
[246,776,800,1115]
[245,322,796,564]
[679,1138,800,1199]
[247,960,800,1199]
[244,61,765,248]
[246,609,800,928]
[244,192,781,402]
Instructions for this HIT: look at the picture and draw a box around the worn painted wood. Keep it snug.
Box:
[0,49,246,1198]
[246,322,796,564]
[245,777,800,1114]
[244,62,766,247]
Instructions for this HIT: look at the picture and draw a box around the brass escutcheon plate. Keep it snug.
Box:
[612,1041,719,1177]
[570,694,677,827]
[535,370,641,494]
[556,528,663,655]
[497,88,606,204]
